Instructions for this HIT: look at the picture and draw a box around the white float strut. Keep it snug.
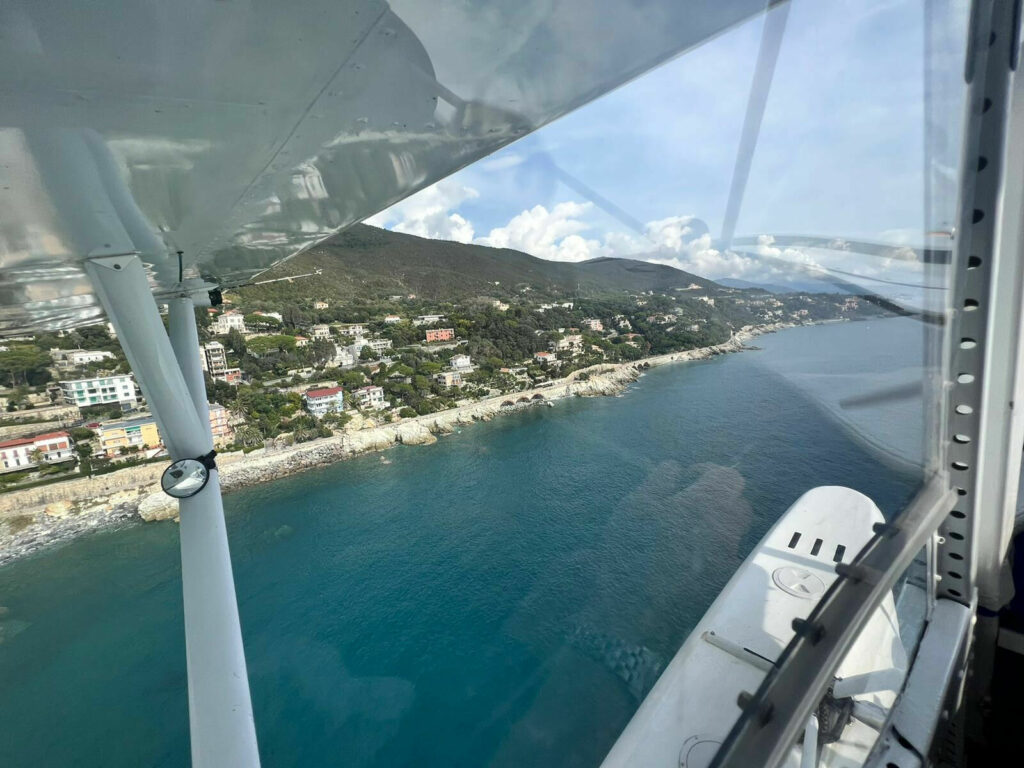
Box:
[800,715,819,768]
[85,255,261,768]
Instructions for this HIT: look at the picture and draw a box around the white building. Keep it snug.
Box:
[551,334,583,353]
[0,431,76,473]
[200,341,228,377]
[210,311,247,335]
[450,354,473,372]
[313,300,329,310]
[310,324,332,340]
[535,351,555,363]
[338,323,366,337]
[582,318,604,331]
[383,315,402,324]
[303,386,345,417]
[60,374,137,408]
[365,338,393,355]
[434,371,463,388]
[330,345,356,367]
[412,314,446,326]
[50,348,115,369]
[355,385,387,410]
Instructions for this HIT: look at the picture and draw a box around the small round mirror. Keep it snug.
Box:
[161,458,210,499]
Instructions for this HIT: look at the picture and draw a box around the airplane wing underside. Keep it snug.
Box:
[0,0,766,336]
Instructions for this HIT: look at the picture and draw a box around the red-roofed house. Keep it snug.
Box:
[303,386,345,417]
[0,431,76,473]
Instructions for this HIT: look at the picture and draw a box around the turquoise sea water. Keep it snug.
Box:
[0,319,925,767]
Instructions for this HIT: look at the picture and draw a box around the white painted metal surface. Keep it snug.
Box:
[86,257,260,767]
[0,0,767,336]
[969,1,1024,610]
[886,598,972,756]
[602,486,906,768]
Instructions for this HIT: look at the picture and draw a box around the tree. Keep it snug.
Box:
[76,324,114,349]
[247,335,296,356]
[417,361,441,375]
[0,346,52,387]
[234,424,264,449]
[69,427,96,442]
[281,305,308,329]
[308,338,335,368]
[225,328,247,356]
[359,346,376,361]
[339,370,365,388]
[244,313,282,332]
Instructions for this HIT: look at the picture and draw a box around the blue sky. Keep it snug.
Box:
[369,0,967,292]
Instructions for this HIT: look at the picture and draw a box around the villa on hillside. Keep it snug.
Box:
[303,386,345,417]
[413,314,446,326]
[210,311,247,335]
[0,431,76,473]
[551,334,583,353]
[49,348,115,370]
[355,385,387,410]
[434,371,463,388]
[425,328,455,343]
[450,354,473,371]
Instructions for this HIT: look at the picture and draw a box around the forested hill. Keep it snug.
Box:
[237,224,719,303]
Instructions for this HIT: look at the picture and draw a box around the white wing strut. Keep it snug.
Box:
[85,254,261,768]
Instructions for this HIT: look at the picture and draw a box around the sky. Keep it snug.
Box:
[368,0,968,294]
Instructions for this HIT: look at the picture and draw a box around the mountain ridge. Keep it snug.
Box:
[237,224,721,304]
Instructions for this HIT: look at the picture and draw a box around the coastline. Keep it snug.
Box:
[0,322,795,566]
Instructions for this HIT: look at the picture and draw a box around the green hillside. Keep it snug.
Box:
[237,224,718,304]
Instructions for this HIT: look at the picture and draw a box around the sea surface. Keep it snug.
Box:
[0,318,927,767]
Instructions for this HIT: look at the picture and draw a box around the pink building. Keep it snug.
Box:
[208,403,234,446]
[425,328,455,343]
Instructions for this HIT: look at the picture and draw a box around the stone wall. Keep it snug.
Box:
[0,420,66,440]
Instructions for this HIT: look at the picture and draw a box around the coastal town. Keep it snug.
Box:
[1,283,876,503]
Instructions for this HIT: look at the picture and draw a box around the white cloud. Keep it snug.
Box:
[368,192,843,287]
[366,180,479,243]
[474,201,608,262]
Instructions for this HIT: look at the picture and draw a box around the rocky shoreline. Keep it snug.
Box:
[0,323,792,566]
